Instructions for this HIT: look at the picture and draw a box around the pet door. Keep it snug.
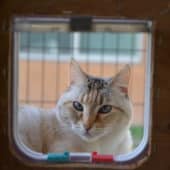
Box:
[10,17,153,168]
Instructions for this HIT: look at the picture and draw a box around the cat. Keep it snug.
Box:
[18,59,133,155]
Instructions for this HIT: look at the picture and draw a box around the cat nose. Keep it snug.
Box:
[83,124,91,132]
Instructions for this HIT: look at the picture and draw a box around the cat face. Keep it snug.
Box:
[57,59,133,142]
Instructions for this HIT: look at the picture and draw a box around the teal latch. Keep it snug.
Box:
[47,152,69,162]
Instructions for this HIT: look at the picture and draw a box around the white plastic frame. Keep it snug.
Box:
[10,17,153,165]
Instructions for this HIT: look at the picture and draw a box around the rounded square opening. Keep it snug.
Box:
[9,17,153,168]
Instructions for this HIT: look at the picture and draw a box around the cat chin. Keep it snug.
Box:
[73,131,105,143]
[80,135,102,143]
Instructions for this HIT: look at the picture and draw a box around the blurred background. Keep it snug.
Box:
[18,32,148,148]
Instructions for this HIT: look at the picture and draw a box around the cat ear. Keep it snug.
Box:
[110,65,131,94]
[70,58,87,85]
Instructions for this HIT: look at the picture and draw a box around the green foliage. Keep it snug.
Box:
[130,125,144,148]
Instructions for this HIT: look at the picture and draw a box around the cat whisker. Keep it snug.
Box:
[93,127,112,132]
[73,125,82,129]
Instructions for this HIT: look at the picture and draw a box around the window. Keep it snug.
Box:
[20,32,73,57]
[20,32,143,63]
[11,17,153,167]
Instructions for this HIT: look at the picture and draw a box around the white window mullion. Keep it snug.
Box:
[72,33,80,60]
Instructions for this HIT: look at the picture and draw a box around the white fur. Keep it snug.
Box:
[18,97,133,155]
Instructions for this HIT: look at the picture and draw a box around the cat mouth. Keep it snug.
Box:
[83,131,92,137]
[72,129,104,142]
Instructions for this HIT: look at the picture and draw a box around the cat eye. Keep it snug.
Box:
[73,101,83,111]
[98,105,112,114]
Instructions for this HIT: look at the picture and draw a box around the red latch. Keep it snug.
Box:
[92,152,114,163]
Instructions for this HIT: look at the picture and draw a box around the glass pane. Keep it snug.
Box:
[14,18,151,165]
[20,32,73,57]
[119,33,135,50]
[80,33,141,56]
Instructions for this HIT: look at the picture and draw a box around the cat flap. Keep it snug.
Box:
[11,17,152,168]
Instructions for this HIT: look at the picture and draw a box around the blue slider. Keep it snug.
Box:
[47,152,69,162]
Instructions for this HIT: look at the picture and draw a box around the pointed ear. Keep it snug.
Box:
[110,65,131,94]
[70,58,87,85]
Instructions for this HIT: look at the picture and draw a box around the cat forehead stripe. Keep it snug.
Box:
[79,90,104,105]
